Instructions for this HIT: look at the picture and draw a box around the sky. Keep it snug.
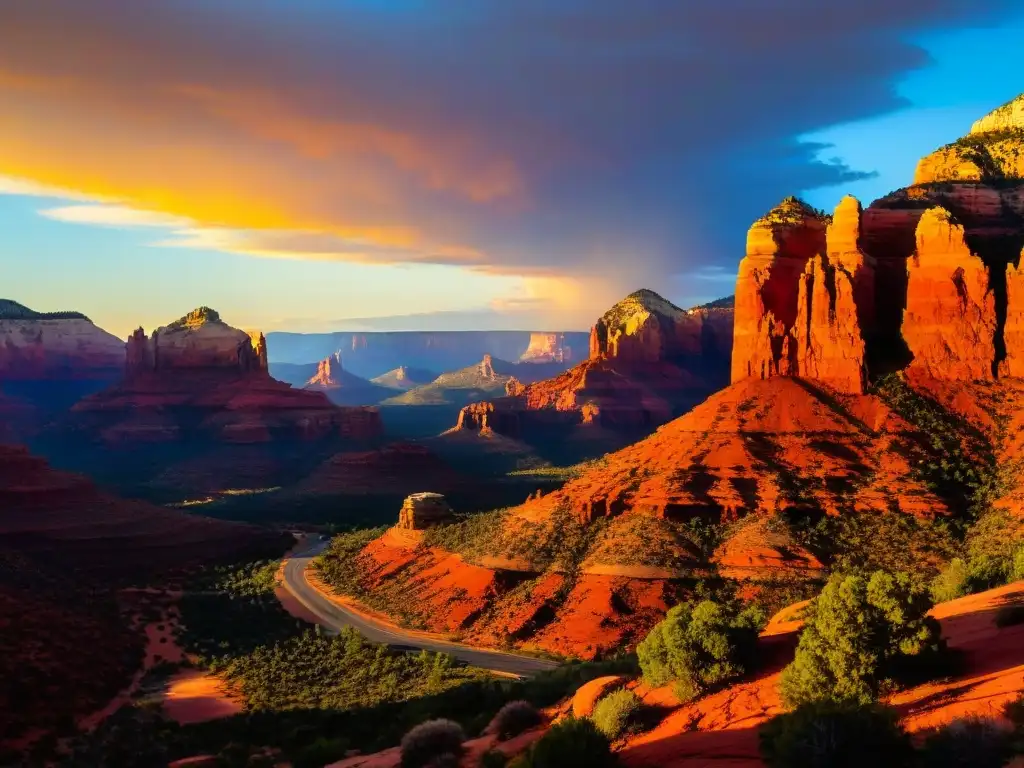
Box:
[2,1,1024,337]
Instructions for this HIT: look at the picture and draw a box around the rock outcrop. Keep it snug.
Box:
[903,208,997,380]
[732,196,871,393]
[396,492,453,531]
[451,291,734,444]
[125,307,268,377]
[306,352,344,388]
[370,366,437,391]
[1001,257,1024,377]
[73,308,382,444]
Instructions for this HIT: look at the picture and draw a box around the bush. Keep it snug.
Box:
[508,718,616,768]
[488,701,542,740]
[1004,693,1024,726]
[759,700,914,768]
[400,719,466,768]
[931,558,970,603]
[636,599,759,701]
[917,716,1013,768]
[590,689,641,740]
[1012,544,1024,582]
[780,571,942,706]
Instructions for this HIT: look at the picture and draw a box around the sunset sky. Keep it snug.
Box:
[3,1,1024,337]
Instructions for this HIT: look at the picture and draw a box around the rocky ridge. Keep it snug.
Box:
[452,291,733,442]
[73,308,382,444]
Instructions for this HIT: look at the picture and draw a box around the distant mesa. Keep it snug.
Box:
[519,332,574,364]
[370,365,438,391]
[452,288,734,442]
[264,330,590,379]
[73,307,382,444]
[0,298,124,381]
[382,353,566,407]
[125,305,268,377]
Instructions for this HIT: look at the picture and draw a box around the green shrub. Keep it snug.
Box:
[1004,693,1024,726]
[780,571,942,706]
[759,700,914,768]
[400,719,465,768]
[1012,544,1024,582]
[917,716,1013,768]
[508,718,616,768]
[488,701,542,740]
[590,689,641,740]
[636,599,759,701]
[931,558,970,603]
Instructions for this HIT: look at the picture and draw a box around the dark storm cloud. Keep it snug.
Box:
[0,0,1014,313]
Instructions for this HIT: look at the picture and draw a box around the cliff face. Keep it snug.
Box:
[903,208,997,380]
[74,308,381,444]
[732,197,868,393]
[731,94,1024,388]
[0,300,124,380]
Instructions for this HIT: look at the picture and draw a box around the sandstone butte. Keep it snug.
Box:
[452,289,733,440]
[71,307,381,444]
[343,96,1024,661]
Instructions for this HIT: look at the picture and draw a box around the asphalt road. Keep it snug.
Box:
[279,540,560,677]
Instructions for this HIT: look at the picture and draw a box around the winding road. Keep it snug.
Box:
[279,539,560,677]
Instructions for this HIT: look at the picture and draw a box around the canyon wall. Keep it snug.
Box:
[732,95,1024,389]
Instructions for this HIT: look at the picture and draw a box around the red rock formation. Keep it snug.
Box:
[903,208,997,380]
[789,252,867,394]
[74,308,382,444]
[1001,256,1024,377]
[519,333,572,363]
[306,352,344,388]
[731,197,828,383]
[453,292,733,441]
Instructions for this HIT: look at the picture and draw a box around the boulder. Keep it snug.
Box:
[396,492,453,530]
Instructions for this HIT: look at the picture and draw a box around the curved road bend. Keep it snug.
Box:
[280,541,560,678]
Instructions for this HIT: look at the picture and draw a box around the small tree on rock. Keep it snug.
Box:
[780,570,942,706]
[636,599,759,701]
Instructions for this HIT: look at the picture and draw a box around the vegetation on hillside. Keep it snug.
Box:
[0,298,89,321]
[760,700,914,768]
[0,550,143,746]
[780,570,943,707]
[637,598,761,701]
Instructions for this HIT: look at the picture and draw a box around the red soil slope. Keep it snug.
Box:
[620,581,1024,767]
[345,376,951,658]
